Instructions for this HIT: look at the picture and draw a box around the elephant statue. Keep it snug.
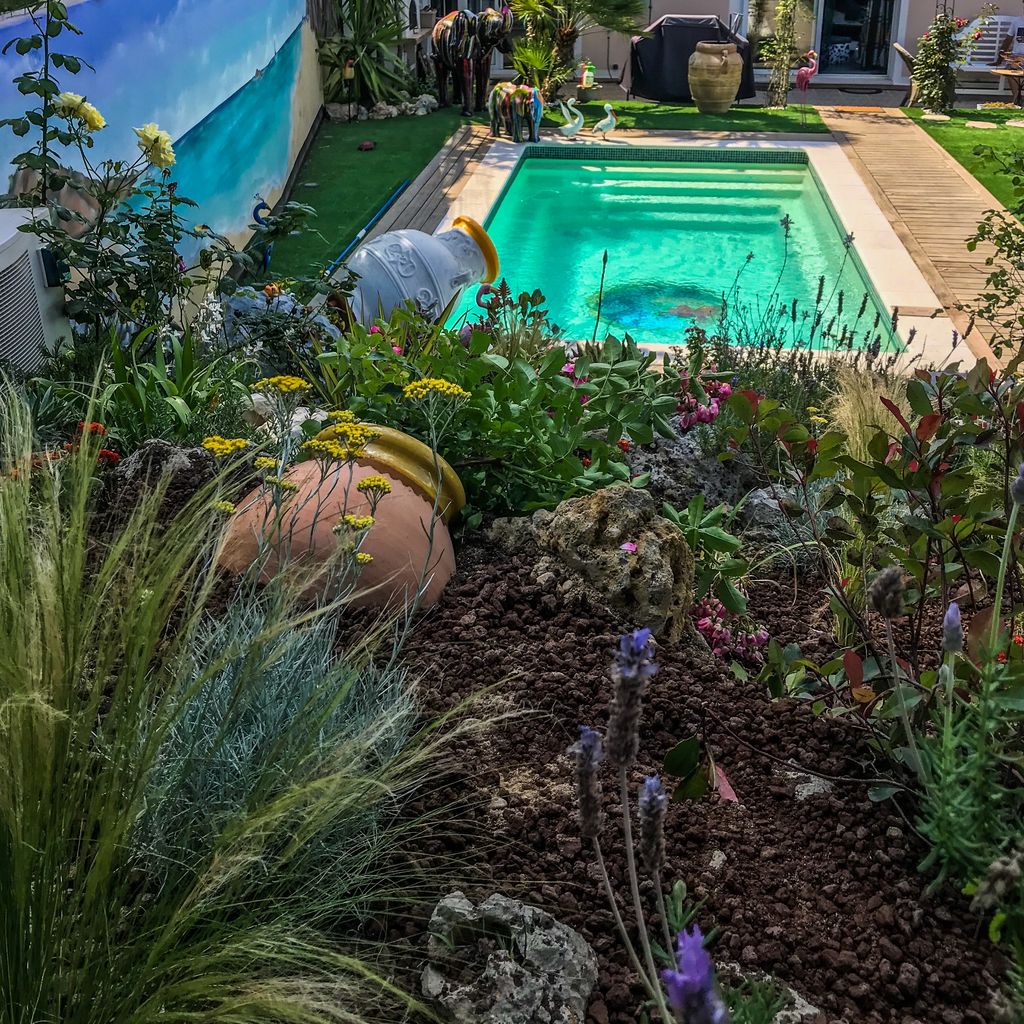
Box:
[431,6,514,116]
[487,82,543,144]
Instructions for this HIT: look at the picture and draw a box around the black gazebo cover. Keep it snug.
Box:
[625,15,756,104]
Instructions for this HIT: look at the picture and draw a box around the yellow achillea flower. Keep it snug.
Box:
[329,421,378,449]
[809,416,829,426]
[342,514,375,530]
[202,436,249,457]
[806,406,821,413]
[357,475,392,496]
[134,122,175,169]
[402,378,470,402]
[210,500,236,515]
[327,410,356,423]
[264,476,298,493]
[252,375,310,395]
[355,552,373,565]
[56,92,105,131]
[303,438,358,461]
[253,456,278,471]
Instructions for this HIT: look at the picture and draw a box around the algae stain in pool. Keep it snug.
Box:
[453,155,892,349]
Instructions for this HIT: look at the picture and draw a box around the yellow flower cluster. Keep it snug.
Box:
[303,438,359,462]
[809,416,829,426]
[264,476,298,493]
[402,378,470,402]
[329,420,378,449]
[210,500,236,515]
[327,410,356,423]
[55,91,105,132]
[253,456,278,471]
[252,375,310,395]
[134,122,175,170]
[355,552,374,565]
[342,514,375,531]
[202,436,249,457]
[357,475,392,496]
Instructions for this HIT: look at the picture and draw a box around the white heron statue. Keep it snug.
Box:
[557,97,585,138]
[593,103,617,139]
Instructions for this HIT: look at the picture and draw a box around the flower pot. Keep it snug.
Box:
[220,425,465,609]
[688,42,743,115]
[344,216,498,325]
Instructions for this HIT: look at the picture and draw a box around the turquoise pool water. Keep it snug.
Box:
[454,151,895,350]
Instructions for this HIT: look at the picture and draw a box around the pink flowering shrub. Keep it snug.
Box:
[693,596,769,664]
[677,365,732,431]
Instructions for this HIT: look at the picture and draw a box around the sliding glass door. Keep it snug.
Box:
[817,0,897,73]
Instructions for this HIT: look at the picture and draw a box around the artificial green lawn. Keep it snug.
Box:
[540,99,828,134]
[268,109,463,280]
[269,99,824,279]
[904,107,1024,210]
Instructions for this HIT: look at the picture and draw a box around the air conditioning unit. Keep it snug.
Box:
[0,208,71,373]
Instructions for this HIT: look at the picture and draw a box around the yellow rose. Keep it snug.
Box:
[79,101,106,132]
[55,92,105,132]
[55,91,84,117]
[134,122,175,170]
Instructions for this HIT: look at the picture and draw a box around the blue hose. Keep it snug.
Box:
[325,179,411,277]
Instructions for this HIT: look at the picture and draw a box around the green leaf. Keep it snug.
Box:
[672,771,709,801]
[868,784,901,802]
[718,578,748,615]
[905,379,932,417]
[663,736,700,779]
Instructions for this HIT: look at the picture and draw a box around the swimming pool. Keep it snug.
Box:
[452,147,897,351]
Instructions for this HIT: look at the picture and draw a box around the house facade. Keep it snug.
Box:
[575,0,1004,88]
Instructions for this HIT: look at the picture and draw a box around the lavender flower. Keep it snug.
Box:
[638,775,667,875]
[1012,463,1024,505]
[568,726,604,839]
[606,628,658,768]
[942,602,963,655]
[661,926,730,1024]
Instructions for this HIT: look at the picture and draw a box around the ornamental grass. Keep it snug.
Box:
[0,384,465,1024]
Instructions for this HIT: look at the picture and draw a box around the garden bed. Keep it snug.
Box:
[402,539,1005,1024]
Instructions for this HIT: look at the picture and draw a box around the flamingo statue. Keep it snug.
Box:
[795,50,818,128]
[593,103,617,140]
[557,97,585,138]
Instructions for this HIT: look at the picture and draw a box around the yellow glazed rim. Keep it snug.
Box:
[317,423,466,522]
[453,215,499,284]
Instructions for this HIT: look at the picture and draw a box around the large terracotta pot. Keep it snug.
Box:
[688,42,743,115]
[220,425,465,609]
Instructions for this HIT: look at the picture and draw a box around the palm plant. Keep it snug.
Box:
[319,0,409,104]
[0,384,454,1024]
[510,37,575,99]
[511,0,644,78]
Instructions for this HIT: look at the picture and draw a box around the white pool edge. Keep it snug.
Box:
[438,132,965,370]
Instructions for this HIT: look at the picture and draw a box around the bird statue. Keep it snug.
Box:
[794,50,818,128]
[557,97,585,138]
[593,103,617,139]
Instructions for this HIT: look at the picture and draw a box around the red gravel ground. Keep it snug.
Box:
[402,543,1006,1024]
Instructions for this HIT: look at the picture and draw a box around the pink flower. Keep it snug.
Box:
[392,345,402,354]
[369,325,382,335]
[562,362,576,375]
[620,542,637,553]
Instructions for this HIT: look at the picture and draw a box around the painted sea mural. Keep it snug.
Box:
[0,0,319,246]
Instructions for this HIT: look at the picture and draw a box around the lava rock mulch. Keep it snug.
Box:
[403,544,1006,1024]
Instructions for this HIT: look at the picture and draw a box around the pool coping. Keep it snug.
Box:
[438,131,964,369]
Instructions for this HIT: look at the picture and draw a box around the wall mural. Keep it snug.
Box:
[0,0,318,248]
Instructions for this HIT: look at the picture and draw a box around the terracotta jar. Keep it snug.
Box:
[688,42,743,115]
[220,425,465,609]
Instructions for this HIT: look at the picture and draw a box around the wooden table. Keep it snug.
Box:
[990,67,1024,104]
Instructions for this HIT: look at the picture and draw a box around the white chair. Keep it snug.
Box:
[956,14,1024,92]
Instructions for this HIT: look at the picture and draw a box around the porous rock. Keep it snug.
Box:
[490,485,693,639]
[422,891,597,1024]
[113,439,217,523]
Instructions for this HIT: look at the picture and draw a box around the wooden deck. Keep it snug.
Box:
[366,123,494,241]
[818,106,1003,362]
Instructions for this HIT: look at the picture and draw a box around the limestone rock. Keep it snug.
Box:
[325,102,358,122]
[422,891,597,1024]
[368,101,399,119]
[492,485,694,639]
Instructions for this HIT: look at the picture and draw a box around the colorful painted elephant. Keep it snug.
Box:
[487,82,543,144]
[431,6,514,116]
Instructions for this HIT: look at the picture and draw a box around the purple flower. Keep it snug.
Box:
[661,926,730,1024]
[606,629,658,768]
[942,602,963,654]
[638,775,667,874]
[620,541,637,553]
[1012,464,1024,505]
[568,726,604,838]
